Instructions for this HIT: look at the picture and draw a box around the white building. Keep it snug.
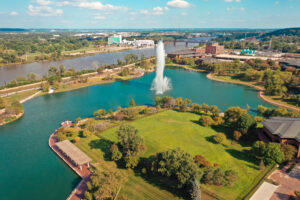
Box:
[135,40,155,47]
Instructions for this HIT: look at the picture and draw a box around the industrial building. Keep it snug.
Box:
[108,34,122,45]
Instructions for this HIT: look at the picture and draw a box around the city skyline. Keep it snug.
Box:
[0,0,300,29]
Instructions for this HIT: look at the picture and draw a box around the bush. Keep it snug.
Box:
[82,130,92,138]
[73,137,80,143]
[213,116,224,125]
[233,130,242,141]
[199,115,214,127]
[281,144,297,162]
[194,155,211,167]
[262,143,285,165]
[41,82,50,92]
[213,133,226,144]
[236,113,256,133]
[110,144,122,161]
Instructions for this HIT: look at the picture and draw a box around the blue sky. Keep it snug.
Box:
[0,0,299,29]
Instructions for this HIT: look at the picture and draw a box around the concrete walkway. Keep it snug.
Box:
[250,182,279,200]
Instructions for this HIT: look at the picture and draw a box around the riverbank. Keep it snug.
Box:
[206,73,300,112]
[0,46,138,68]
[166,63,208,73]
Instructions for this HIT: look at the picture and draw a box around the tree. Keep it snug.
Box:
[224,107,247,126]
[48,66,58,76]
[199,115,214,127]
[152,148,202,188]
[84,170,127,200]
[190,179,201,200]
[120,68,130,76]
[209,105,220,118]
[93,109,107,119]
[110,144,122,161]
[117,125,146,168]
[265,74,287,96]
[252,141,266,157]
[41,82,50,92]
[213,133,226,144]
[224,170,239,186]
[82,130,92,138]
[236,113,256,133]
[262,143,285,165]
[129,98,136,107]
[59,65,66,75]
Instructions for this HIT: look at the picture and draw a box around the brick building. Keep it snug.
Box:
[205,42,224,55]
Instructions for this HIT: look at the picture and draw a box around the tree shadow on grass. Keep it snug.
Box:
[133,170,188,200]
[225,149,258,164]
[205,135,218,144]
[89,138,113,161]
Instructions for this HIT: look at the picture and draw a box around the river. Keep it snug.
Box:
[0,67,273,200]
[0,42,196,86]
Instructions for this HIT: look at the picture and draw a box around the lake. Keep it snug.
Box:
[0,68,273,200]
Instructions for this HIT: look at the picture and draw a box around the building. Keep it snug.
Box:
[279,59,300,70]
[241,49,256,55]
[135,40,155,47]
[56,140,92,170]
[205,42,224,55]
[108,34,122,45]
[259,117,300,159]
[167,49,205,59]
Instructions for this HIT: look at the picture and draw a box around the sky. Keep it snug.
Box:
[0,0,300,29]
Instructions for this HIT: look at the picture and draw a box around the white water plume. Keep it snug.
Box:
[151,41,171,94]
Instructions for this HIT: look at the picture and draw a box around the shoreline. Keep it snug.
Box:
[206,73,300,112]
[0,46,140,68]
[49,132,92,200]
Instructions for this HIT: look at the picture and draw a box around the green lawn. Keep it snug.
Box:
[75,110,267,200]
[99,110,267,200]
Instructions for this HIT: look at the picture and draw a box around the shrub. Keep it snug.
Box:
[281,144,297,162]
[236,113,256,133]
[114,112,124,121]
[252,141,265,157]
[82,130,92,138]
[254,116,263,123]
[74,137,80,143]
[262,143,285,165]
[110,144,122,161]
[41,82,50,92]
[224,170,239,186]
[194,155,211,167]
[233,130,242,141]
[213,116,224,125]
[213,168,226,186]
[213,133,226,144]
[199,115,214,127]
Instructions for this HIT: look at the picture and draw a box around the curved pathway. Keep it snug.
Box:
[206,73,300,112]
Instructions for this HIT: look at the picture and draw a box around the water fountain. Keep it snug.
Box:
[151,40,171,94]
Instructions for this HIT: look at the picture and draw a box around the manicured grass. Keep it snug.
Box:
[75,134,183,200]
[3,89,38,105]
[99,110,267,200]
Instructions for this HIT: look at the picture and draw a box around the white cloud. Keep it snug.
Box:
[226,7,245,11]
[9,11,19,16]
[167,0,191,8]
[140,7,169,16]
[27,5,63,16]
[78,1,127,11]
[181,12,188,16]
[56,1,70,6]
[36,0,52,6]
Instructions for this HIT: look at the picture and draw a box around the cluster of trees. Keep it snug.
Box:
[0,33,106,64]
[84,169,127,200]
[0,97,24,124]
[257,105,300,118]
[109,125,146,168]
[252,141,298,165]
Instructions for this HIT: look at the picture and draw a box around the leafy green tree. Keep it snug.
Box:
[233,130,242,141]
[117,125,146,168]
[209,105,220,118]
[48,66,58,76]
[224,107,247,126]
[262,143,285,165]
[265,74,287,96]
[152,148,202,188]
[236,113,256,133]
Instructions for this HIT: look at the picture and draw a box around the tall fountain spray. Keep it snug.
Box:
[151,41,171,94]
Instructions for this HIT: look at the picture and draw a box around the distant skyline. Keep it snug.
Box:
[0,0,300,29]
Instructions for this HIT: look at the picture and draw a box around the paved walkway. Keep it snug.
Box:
[250,182,279,200]
[49,133,92,200]
[269,163,300,200]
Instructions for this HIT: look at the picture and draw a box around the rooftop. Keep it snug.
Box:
[56,140,92,166]
[279,59,300,68]
[262,117,300,142]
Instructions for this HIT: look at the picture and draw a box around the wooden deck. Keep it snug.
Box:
[49,133,92,200]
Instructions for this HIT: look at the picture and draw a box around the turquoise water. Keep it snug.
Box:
[0,68,272,200]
